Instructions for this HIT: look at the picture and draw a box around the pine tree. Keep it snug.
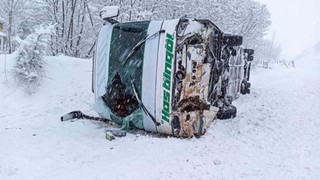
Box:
[14,25,54,94]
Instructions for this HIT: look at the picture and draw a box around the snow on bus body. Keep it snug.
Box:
[227,46,245,100]
[93,18,221,137]
[225,45,254,101]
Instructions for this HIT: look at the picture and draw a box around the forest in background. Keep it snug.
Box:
[0,0,281,63]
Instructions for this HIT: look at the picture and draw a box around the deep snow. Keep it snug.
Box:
[0,53,319,179]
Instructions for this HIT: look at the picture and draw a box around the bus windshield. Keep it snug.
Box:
[103,21,150,118]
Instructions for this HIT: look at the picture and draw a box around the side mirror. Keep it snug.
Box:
[99,6,119,20]
[223,35,243,47]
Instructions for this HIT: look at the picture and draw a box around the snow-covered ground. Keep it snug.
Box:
[0,53,319,180]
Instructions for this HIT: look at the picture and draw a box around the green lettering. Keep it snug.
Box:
[166,33,173,40]
[164,61,172,77]
[163,90,170,102]
[162,33,175,124]
[165,51,173,63]
[163,71,171,81]
[163,78,170,91]
[162,114,170,123]
[166,39,173,52]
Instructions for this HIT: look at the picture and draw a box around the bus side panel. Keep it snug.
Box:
[142,21,164,132]
[94,25,113,102]
[155,19,180,135]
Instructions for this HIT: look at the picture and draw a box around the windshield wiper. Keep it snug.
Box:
[130,76,160,126]
[122,30,165,67]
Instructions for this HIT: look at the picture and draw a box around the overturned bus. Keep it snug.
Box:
[89,6,253,138]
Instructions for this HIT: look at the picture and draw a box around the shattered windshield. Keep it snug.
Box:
[104,21,150,118]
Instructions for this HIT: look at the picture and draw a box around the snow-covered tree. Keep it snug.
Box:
[254,38,282,64]
[24,0,107,57]
[14,25,54,94]
[0,0,27,53]
[17,20,33,40]
[1,0,272,59]
[178,0,271,48]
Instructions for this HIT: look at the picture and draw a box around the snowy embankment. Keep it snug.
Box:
[1,54,320,179]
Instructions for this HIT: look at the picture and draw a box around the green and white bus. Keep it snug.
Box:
[92,6,247,137]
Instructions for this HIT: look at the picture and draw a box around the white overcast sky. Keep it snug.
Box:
[257,0,320,58]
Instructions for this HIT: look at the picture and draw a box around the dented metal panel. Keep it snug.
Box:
[168,19,222,137]
[94,18,230,137]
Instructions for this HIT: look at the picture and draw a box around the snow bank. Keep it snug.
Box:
[1,54,320,179]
